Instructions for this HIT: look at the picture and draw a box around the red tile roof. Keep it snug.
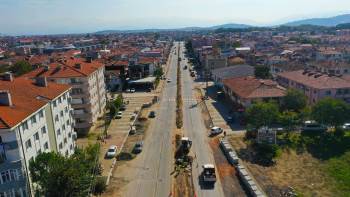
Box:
[223,76,286,99]
[0,77,71,129]
[22,57,104,78]
[277,70,350,89]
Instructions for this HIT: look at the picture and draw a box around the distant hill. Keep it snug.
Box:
[284,14,350,27]
[95,23,251,34]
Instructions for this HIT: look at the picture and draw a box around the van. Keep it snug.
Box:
[302,120,326,132]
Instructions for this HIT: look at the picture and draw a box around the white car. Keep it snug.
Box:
[115,111,123,119]
[130,88,136,93]
[342,123,350,130]
[210,126,223,136]
[106,145,118,158]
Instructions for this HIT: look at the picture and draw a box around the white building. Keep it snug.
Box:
[0,74,76,196]
[23,57,106,134]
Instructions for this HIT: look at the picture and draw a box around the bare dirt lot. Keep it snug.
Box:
[228,134,337,197]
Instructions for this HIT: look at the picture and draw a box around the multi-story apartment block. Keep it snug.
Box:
[23,57,106,134]
[277,70,350,104]
[0,73,76,197]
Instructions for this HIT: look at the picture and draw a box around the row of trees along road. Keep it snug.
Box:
[246,88,350,132]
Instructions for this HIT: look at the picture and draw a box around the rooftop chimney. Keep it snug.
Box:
[0,90,12,106]
[74,63,82,69]
[35,77,48,87]
[2,72,13,82]
[86,56,93,63]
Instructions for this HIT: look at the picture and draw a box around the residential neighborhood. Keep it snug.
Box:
[1,1,350,197]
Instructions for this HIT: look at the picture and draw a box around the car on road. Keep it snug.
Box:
[183,65,187,70]
[302,120,326,132]
[133,141,144,154]
[149,111,156,118]
[200,164,216,188]
[105,145,118,158]
[130,88,136,93]
[167,79,172,83]
[343,123,350,130]
[115,111,123,119]
[210,126,223,136]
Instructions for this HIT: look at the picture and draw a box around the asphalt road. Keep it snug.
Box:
[179,42,226,197]
[120,43,178,197]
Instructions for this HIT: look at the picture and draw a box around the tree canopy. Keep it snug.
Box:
[312,98,350,127]
[29,144,101,197]
[254,65,271,79]
[10,60,33,76]
[281,89,307,112]
[246,101,279,128]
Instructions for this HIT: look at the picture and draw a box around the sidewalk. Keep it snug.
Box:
[195,82,245,135]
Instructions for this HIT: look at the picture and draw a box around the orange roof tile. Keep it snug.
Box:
[0,77,71,129]
[223,76,286,99]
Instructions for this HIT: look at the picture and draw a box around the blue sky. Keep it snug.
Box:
[0,0,350,35]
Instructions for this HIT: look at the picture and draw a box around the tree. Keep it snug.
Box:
[278,111,299,132]
[281,89,307,112]
[254,65,271,79]
[29,144,101,197]
[312,98,350,128]
[246,101,279,129]
[10,60,33,76]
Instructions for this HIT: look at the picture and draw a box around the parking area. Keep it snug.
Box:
[195,81,245,135]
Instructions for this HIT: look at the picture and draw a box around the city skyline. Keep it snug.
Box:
[0,0,350,35]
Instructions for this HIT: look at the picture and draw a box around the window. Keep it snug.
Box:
[34,132,39,141]
[55,115,59,122]
[65,106,68,113]
[68,132,71,138]
[9,170,17,181]
[22,121,28,130]
[62,125,66,131]
[326,90,331,95]
[30,115,37,125]
[58,97,62,104]
[59,143,63,149]
[63,93,67,100]
[25,139,32,150]
[57,129,61,136]
[44,142,49,150]
[64,138,67,144]
[60,110,64,117]
[41,126,46,135]
[39,110,44,118]
[1,171,10,184]
[53,100,57,107]
[66,119,70,126]
[70,144,73,150]
[37,149,41,154]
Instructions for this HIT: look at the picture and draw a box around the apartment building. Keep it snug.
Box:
[23,57,106,134]
[0,74,76,197]
[277,70,350,104]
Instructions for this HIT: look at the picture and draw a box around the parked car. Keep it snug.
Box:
[342,123,350,130]
[115,111,123,119]
[149,111,156,118]
[302,120,326,132]
[130,88,136,93]
[210,126,223,136]
[226,116,234,123]
[105,145,118,158]
[167,79,172,83]
[129,126,136,135]
[133,141,144,154]
[120,104,126,111]
[126,88,131,93]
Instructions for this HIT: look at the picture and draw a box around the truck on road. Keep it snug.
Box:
[201,164,217,186]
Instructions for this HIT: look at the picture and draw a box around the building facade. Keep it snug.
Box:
[0,74,76,197]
